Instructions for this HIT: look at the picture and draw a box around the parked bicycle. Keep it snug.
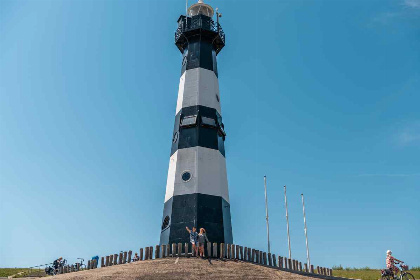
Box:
[381,262,414,280]
[75,258,86,270]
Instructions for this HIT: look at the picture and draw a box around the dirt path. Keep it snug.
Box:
[48,258,327,280]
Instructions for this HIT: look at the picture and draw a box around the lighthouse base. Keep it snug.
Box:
[160,193,233,245]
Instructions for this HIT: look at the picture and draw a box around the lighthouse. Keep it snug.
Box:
[160,0,233,246]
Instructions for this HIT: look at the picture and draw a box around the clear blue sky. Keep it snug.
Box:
[1,0,419,269]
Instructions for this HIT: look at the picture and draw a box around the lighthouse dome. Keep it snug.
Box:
[188,0,214,18]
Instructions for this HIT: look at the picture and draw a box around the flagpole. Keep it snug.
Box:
[284,185,291,259]
[264,176,271,254]
[301,194,311,268]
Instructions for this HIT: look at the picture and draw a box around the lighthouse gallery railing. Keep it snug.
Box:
[175,15,225,45]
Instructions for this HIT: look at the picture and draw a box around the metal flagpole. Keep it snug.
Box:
[264,176,271,254]
[284,185,292,259]
[301,194,311,268]
[185,0,188,27]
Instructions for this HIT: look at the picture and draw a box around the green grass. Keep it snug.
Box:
[0,267,47,278]
[332,266,420,280]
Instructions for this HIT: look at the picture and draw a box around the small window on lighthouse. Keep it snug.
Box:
[180,115,197,127]
[181,171,192,182]
[216,95,220,102]
[201,116,217,127]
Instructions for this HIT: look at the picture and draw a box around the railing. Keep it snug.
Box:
[175,15,225,45]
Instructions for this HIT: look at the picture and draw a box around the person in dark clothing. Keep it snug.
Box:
[197,228,209,258]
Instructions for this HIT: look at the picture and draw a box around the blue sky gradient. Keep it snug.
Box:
[1,0,419,269]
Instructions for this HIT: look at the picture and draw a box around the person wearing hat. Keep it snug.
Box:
[386,250,402,276]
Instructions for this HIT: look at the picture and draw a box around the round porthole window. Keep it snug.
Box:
[181,171,192,182]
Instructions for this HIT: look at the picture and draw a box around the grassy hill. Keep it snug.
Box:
[0,267,46,278]
[332,266,420,280]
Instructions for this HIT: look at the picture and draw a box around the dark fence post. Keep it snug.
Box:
[263,252,267,265]
[128,250,132,263]
[317,266,320,274]
[240,246,244,260]
[87,260,91,270]
[185,243,189,258]
[213,243,217,258]
[172,243,177,257]
[251,249,256,263]
[166,244,170,258]
[177,243,182,257]
[284,257,288,269]
[220,243,224,259]
[109,255,114,266]
[123,252,127,264]
[299,262,302,271]
[259,251,263,264]
[207,242,211,258]
[145,247,150,260]
[155,245,160,259]
[288,258,292,270]
[235,245,239,260]
[149,246,153,259]
[101,257,105,267]
[268,253,272,266]
[162,245,167,258]
[227,244,231,259]
[310,264,314,273]
[278,256,283,268]
[304,263,308,272]
[118,253,123,264]
[140,248,144,261]
[105,256,110,266]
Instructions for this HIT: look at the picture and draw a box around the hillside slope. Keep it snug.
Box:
[51,258,326,280]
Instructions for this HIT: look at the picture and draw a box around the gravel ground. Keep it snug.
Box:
[48,258,324,280]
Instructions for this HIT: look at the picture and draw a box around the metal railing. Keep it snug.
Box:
[175,15,225,44]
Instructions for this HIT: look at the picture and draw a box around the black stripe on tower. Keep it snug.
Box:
[175,15,225,77]
[171,105,226,157]
[159,193,233,246]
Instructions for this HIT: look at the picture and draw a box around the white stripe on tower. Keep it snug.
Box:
[164,146,229,203]
[176,68,221,114]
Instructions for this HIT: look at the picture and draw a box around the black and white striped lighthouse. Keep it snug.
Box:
[160,0,233,245]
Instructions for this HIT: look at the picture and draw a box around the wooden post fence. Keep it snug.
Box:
[128,250,132,263]
[172,243,177,257]
[213,243,217,258]
[155,245,160,259]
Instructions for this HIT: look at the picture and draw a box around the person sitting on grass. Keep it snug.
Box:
[186,226,198,256]
[386,250,402,276]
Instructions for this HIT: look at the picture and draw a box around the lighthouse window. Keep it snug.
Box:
[180,115,197,127]
[216,95,220,102]
[161,216,170,230]
[201,116,217,128]
[181,171,192,182]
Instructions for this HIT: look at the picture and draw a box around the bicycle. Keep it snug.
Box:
[381,262,415,280]
[75,258,86,270]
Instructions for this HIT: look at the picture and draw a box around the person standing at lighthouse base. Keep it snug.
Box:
[186,227,198,256]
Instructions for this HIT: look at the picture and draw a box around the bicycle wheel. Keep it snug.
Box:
[401,273,415,280]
